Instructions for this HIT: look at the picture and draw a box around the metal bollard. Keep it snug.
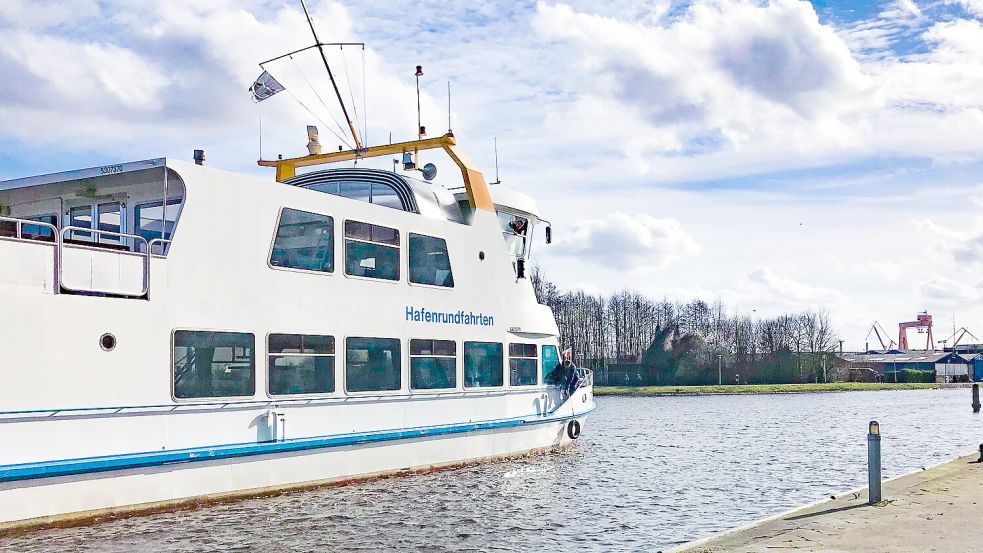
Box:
[868,420,882,504]
[973,383,981,414]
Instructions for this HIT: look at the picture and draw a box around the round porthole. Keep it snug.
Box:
[100,333,117,351]
[478,251,485,261]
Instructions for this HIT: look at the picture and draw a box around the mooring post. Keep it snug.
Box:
[973,383,980,414]
[868,420,882,504]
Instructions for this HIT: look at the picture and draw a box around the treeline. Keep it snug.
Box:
[531,268,840,385]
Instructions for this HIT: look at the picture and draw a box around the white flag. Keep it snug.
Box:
[249,70,285,102]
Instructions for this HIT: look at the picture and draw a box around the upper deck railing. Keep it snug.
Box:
[0,215,163,299]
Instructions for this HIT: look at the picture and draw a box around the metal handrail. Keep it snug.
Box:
[148,237,172,256]
[0,215,58,242]
[59,226,150,297]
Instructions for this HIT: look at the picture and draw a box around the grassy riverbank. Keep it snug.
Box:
[594,382,962,396]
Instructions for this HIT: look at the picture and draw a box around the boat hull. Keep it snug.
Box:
[0,409,591,532]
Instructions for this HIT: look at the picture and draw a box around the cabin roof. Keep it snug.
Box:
[0,159,168,192]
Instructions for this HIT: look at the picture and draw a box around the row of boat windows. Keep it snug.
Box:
[172,330,561,399]
[2,199,180,250]
[270,208,453,287]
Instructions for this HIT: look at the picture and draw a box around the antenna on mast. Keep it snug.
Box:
[491,137,501,185]
[447,81,452,133]
[415,65,425,139]
[298,0,363,149]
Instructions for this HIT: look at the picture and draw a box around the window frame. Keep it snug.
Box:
[344,336,404,394]
[171,328,257,402]
[407,232,455,290]
[20,213,58,242]
[509,343,539,387]
[267,207,337,276]
[342,219,401,283]
[266,332,337,398]
[541,344,561,385]
[408,337,459,392]
[463,341,505,390]
[134,196,183,255]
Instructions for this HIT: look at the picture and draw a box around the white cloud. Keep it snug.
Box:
[530,1,983,181]
[920,275,983,302]
[552,211,700,271]
[742,267,847,307]
[947,0,983,17]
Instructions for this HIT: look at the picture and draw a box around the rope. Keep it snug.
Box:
[362,46,367,145]
[284,89,352,149]
[339,45,361,144]
[289,54,352,147]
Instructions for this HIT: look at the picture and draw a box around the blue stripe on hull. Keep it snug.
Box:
[0,407,593,483]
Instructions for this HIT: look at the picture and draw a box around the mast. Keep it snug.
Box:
[299,0,363,149]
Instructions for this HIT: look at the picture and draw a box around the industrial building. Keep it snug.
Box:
[837,351,982,382]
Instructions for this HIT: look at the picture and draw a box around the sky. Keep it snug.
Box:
[2,0,983,350]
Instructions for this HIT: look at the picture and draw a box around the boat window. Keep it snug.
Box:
[339,181,371,203]
[345,220,399,281]
[371,182,403,210]
[346,337,401,392]
[464,341,504,388]
[21,214,57,242]
[173,330,255,399]
[97,202,122,245]
[410,339,457,390]
[509,343,538,386]
[268,333,335,396]
[135,198,181,253]
[498,211,529,257]
[409,233,454,287]
[69,205,93,241]
[270,208,334,273]
[542,345,560,383]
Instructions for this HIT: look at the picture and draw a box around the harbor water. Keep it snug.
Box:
[3,389,980,551]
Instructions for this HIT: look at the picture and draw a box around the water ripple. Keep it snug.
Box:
[2,389,980,551]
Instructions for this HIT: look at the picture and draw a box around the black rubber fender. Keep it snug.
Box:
[567,419,581,440]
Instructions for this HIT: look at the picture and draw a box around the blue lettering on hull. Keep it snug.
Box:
[405,306,494,327]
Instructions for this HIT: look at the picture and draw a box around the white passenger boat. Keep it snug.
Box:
[0,70,593,529]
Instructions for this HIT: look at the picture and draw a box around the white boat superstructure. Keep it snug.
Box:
[0,131,593,530]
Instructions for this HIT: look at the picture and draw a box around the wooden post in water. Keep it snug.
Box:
[868,421,882,504]
[973,383,981,414]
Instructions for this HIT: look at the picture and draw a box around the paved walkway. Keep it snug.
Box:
[675,453,983,552]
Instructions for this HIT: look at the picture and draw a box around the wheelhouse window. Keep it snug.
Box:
[305,180,408,211]
[270,208,334,273]
[173,330,255,399]
[410,339,456,390]
[509,343,538,386]
[464,341,504,388]
[498,211,529,257]
[345,221,399,281]
[135,198,181,253]
[541,345,560,383]
[409,234,454,287]
[346,337,401,392]
[268,334,335,396]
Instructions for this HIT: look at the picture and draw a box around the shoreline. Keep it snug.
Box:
[594,382,971,397]
[671,451,981,552]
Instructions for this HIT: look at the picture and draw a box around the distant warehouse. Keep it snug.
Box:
[837,351,983,383]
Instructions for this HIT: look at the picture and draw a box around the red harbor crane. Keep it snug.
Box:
[899,311,933,351]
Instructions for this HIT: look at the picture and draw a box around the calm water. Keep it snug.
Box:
[4,389,981,552]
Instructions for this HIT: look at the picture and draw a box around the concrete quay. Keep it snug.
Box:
[675,452,983,552]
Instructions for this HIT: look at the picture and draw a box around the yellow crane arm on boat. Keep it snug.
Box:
[257,133,494,212]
